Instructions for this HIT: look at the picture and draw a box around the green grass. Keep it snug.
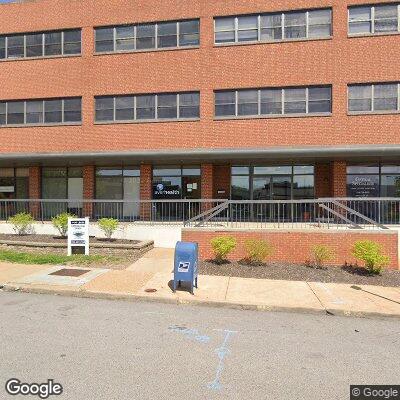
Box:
[0,250,121,266]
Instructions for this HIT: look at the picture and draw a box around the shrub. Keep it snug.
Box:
[352,240,389,275]
[52,212,76,237]
[8,212,34,235]
[244,239,273,264]
[98,218,119,240]
[310,245,334,268]
[211,236,236,263]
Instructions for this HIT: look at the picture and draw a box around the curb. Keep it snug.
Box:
[2,283,400,321]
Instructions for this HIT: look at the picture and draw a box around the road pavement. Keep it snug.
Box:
[0,291,399,399]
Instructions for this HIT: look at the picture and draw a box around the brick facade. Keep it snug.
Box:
[182,229,400,269]
[0,0,399,155]
[82,165,95,216]
[140,164,153,219]
[330,161,347,198]
[213,165,231,199]
[28,166,41,217]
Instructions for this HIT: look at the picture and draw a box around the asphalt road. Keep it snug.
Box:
[0,291,399,400]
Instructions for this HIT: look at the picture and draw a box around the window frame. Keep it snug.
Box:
[94,19,200,54]
[94,92,200,124]
[348,3,400,36]
[214,86,332,119]
[214,8,332,45]
[0,97,82,127]
[0,29,82,61]
[348,82,400,114]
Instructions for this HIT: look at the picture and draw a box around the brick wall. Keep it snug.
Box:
[213,165,231,199]
[315,163,330,198]
[28,166,41,218]
[0,0,399,155]
[140,164,152,219]
[330,161,347,197]
[82,165,95,217]
[182,229,400,269]
[201,164,213,199]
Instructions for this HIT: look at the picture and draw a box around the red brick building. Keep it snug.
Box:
[0,0,399,206]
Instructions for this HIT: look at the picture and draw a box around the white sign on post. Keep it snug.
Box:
[67,217,89,256]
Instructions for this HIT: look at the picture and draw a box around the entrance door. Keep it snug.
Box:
[252,176,291,221]
[68,177,83,215]
[123,177,140,219]
[182,176,201,220]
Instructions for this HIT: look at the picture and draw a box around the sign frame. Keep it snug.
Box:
[67,217,89,256]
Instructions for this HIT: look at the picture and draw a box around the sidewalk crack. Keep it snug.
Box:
[224,277,231,301]
[306,282,328,314]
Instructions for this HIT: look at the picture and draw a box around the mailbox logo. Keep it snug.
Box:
[178,262,190,273]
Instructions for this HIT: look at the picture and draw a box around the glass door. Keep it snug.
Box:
[182,176,201,220]
[271,176,291,221]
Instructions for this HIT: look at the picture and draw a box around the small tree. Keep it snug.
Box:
[8,212,34,235]
[98,218,119,240]
[52,212,76,237]
[310,245,334,269]
[244,239,273,264]
[352,240,389,275]
[211,236,236,263]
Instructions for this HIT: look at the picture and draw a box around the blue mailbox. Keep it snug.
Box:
[173,241,198,295]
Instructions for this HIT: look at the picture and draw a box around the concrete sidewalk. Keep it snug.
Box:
[0,249,400,319]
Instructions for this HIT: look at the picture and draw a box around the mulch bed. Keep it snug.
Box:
[199,260,400,287]
[0,234,139,245]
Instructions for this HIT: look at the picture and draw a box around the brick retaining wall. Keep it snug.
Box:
[182,229,400,270]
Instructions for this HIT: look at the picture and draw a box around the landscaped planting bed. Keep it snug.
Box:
[199,260,400,287]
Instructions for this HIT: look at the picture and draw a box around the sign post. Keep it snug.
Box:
[67,217,89,256]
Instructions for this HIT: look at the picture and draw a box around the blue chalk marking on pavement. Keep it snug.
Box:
[208,329,237,391]
[169,325,210,343]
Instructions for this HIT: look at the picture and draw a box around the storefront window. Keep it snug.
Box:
[346,164,400,198]
[0,168,29,199]
[231,165,314,200]
[152,166,201,199]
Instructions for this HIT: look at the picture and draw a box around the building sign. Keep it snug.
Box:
[347,175,379,198]
[67,217,89,256]
[0,186,15,193]
[153,183,181,198]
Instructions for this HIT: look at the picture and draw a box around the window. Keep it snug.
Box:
[215,86,331,118]
[214,8,332,44]
[348,83,400,112]
[7,102,24,124]
[284,88,306,113]
[136,95,155,119]
[95,27,114,52]
[95,19,199,53]
[63,30,82,54]
[179,92,200,118]
[95,97,114,121]
[115,96,134,120]
[284,12,307,39]
[157,94,177,119]
[26,33,43,57]
[26,101,43,124]
[237,15,258,42]
[63,98,82,122]
[0,29,81,60]
[157,22,177,48]
[238,90,258,115]
[0,98,82,126]
[215,91,236,116]
[179,20,199,46]
[349,4,400,35]
[0,168,29,200]
[95,92,200,122]
[136,24,156,50]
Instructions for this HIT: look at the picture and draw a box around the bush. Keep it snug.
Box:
[98,218,119,240]
[52,212,76,237]
[310,245,334,268]
[244,239,273,264]
[211,236,236,263]
[352,240,389,275]
[8,212,34,235]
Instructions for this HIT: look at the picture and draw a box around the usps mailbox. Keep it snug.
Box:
[173,241,198,295]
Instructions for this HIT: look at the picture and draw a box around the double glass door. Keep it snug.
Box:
[252,175,291,221]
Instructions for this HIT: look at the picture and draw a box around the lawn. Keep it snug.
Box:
[0,249,121,266]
